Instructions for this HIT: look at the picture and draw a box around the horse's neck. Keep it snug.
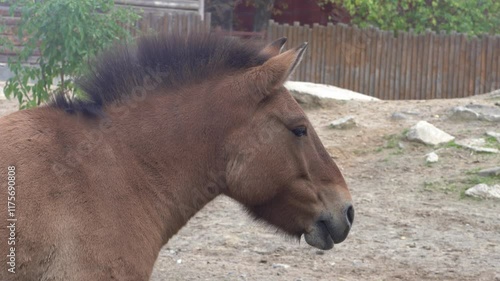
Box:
[107,93,228,243]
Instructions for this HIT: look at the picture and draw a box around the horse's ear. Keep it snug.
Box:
[257,42,308,90]
[260,37,287,57]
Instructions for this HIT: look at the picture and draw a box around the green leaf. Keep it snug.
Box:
[4,0,139,108]
[321,0,500,35]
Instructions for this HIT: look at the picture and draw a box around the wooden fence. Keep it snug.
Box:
[267,20,500,99]
[4,4,500,100]
[128,11,211,36]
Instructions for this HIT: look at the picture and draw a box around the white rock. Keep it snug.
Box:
[464,104,500,122]
[465,184,500,199]
[486,131,500,142]
[456,138,486,146]
[285,81,379,101]
[470,147,499,153]
[406,121,455,146]
[425,152,439,163]
[330,116,356,129]
[450,106,480,120]
[456,138,499,154]
[473,147,499,153]
[272,263,290,269]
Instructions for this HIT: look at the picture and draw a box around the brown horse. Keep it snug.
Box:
[0,33,353,281]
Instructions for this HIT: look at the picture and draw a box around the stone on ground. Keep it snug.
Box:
[406,121,455,146]
[478,167,500,177]
[450,106,480,120]
[456,138,499,154]
[272,263,290,269]
[391,112,408,120]
[330,116,356,129]
[450,104,500,122]
[425,152,439,163]
[465,184,500,199]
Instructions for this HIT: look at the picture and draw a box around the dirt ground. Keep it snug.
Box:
[0,92,499,281]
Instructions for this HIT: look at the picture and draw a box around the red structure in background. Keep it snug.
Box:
[233,0,352,31]
[272,0,329,26]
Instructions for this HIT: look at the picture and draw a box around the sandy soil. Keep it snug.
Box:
[0,93,499,281]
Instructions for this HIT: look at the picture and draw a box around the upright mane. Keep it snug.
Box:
[51,33,271,116]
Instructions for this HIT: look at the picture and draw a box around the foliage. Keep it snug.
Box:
[318,0,500,35]
[2,0,139,108]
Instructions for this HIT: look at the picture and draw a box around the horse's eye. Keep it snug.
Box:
[291,126,307,137]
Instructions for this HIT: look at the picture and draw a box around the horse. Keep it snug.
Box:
[0,33,354,281]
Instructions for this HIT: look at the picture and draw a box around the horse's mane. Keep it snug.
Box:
[50,33,271,116]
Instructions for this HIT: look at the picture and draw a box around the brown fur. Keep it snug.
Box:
[0,34,353,281]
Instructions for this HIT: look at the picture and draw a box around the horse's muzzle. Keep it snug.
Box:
[304,204,354,250]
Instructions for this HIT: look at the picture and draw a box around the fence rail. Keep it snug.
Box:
[267,20,500,100]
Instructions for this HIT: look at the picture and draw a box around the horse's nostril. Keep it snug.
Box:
[345,205,354,226]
